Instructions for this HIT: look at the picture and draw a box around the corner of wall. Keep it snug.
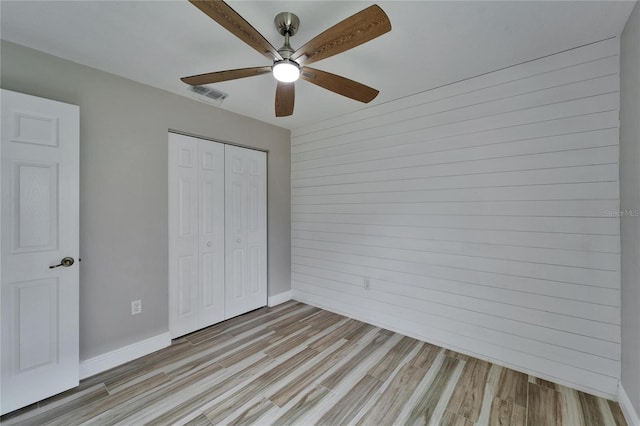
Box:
[619,383,640,426]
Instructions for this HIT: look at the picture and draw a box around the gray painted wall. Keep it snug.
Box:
[620,0,640,418]
[0,41,291,360]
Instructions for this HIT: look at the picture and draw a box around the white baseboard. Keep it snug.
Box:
[268,290,292,307]
[79,332,171,379]
[619,383,640,426]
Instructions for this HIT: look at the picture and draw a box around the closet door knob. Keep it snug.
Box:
[207,242,213,247]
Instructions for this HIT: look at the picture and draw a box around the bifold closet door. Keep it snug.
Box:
[168,133,225,338]
[225,145,267,318]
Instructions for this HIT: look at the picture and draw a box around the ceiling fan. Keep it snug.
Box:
[181,0,392,117]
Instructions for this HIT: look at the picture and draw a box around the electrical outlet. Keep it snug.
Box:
[131,299,142,315]
[363,278,371,290]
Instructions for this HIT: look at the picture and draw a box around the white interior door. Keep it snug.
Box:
[225,145,267,319]
[168,133,224,338]
[1,89,80,415]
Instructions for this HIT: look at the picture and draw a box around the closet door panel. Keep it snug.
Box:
[225,145,267,318]
[198,141,225,326]
[169,134,200,337]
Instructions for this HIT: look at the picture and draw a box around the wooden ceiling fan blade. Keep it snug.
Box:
[301,67,379,103]
[291,5,391,66]
[189,0,282,61]
[275,82,295,117]
[181,66,272,86]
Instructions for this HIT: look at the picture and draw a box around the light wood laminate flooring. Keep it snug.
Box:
[1,301,627,426]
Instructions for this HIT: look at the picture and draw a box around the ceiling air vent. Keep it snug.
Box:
[189,85,229,106]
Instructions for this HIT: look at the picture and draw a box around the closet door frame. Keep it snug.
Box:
[168,131,268,339]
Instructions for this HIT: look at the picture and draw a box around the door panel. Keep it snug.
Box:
[14,162,58,251]
[198,141,224,326]
[169,134,199,337]
[225,145,266,319]
[1,89,79,415]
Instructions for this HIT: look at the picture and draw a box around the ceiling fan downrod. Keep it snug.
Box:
[274,12,299,59]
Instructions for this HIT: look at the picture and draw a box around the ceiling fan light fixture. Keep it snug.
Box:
[272,60,300,83]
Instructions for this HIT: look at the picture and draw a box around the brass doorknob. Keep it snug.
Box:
[49,257,75,269]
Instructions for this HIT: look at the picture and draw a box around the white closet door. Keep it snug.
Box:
[168,133,225,338]
[169,134,200,337]
[225,145,267,318]
[197,141,225,327]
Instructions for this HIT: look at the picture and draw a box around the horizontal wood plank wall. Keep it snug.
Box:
[290,38,621,398]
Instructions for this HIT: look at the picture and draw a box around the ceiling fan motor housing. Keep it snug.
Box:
[274,12,300,37]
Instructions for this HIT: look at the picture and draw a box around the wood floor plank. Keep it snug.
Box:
[164,330,272,378]
[89,360,228,425]
[343,322,376,341]
[268,340,356,407]
[264,326,321,358]
[578,390,605,426]
[489,397,514,426]
[557,384,587,426]
[226,398,277,426]
[216,339,273,367]
[444,349,469,361]
[320,331,389,390]
[204,348,319,424]
[455,358,491,422]
[223,303,306,338]
[301,310,342,328]
[272,385,331,426]
[528,382,562,426]
[316,375,382,426]
[409,341,442,370]
[266,307,321,331]
[476,365,506,426]
[496,368,528,407]
[308,318,361,351]
[184,301,301,345]
[445,357,478,415]
[597,397,621,426]
[512,403,527,426]
[48,373,171,426]
[105,333,233,388]
[608,399,628,426]
[405,356,461,426]
[0,302,625,426]
[140,355,275,425]
[367,336,419,381]
[440,410,474,426]
[357,364,430,426]
[183,413,213,425]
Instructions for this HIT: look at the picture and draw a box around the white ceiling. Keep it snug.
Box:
[1,1,635,130]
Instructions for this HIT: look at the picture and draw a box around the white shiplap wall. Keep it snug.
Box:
[290,38,621,398]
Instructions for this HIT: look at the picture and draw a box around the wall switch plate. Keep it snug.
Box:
[131,299,142,315]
